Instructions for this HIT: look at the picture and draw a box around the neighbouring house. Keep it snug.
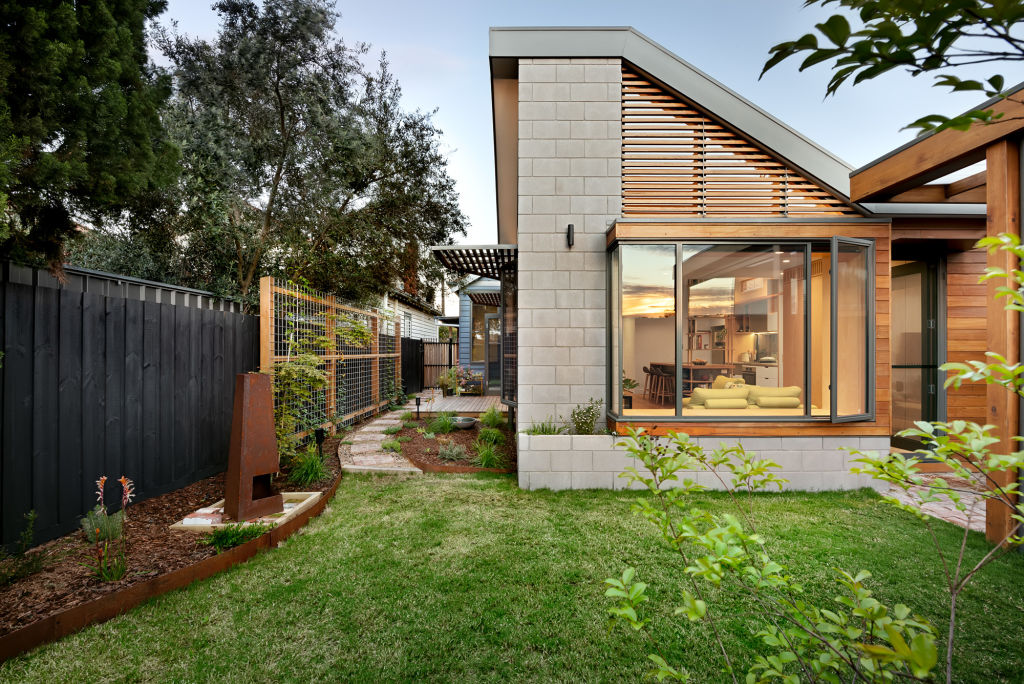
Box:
[385,289,441,340]
[455,276,502,393]
[433,27,1016,522]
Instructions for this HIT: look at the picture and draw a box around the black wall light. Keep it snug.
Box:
[567,223,574,248]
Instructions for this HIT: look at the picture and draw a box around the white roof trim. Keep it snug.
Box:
[858,203,986,217]
[490,26,855,198]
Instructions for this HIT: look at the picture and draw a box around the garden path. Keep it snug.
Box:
[339,412,422,475]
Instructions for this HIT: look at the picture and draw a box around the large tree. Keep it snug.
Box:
[83,0,466,306]
[0,0,177,270]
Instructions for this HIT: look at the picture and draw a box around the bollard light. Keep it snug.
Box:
[415,395,421,420]
[314,428,326,459]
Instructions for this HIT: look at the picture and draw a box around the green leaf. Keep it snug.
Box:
[816,14,851,46]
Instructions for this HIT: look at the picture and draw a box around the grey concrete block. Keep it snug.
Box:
[781,436,822,451]
[529,435,572,451]
[520,365,556,385]
[572,471,614,489]
[530,471,572,491]
[519,450,551,472]
[802,450,845,472]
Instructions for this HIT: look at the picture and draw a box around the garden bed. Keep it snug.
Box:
[0,435,343,655]
[395,414,516,474]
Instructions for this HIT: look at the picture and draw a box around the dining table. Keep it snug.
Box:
[651,362,735,397]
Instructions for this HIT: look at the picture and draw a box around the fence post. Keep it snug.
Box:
[325,294,336,422]
[259,276,273,373]
[371,314,379,407]
[394,318,401,400]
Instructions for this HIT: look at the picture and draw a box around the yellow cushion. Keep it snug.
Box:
[689,386,750,407]
[747,385,802,405]
[755,396,802,409]
[705,397,750,409]
[711,375,745,390]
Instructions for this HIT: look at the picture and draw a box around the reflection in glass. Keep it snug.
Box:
[621,244,675,416]
[835,242,869,416]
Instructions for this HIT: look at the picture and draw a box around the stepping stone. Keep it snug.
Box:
[351,442,385,454]
[352,433,385,442]
[342,464,421,475]
[361,425,392,433]
[373,419,401,425]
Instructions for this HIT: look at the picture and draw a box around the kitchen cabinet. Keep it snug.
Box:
[756,366,779,387]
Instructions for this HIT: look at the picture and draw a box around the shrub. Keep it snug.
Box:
[396,435,412,443]
[400,410,414,421]
[81,505,124,543]
[480,406,505,429]
[0,511,47,586]
[437,439,467,462]
[429,411,457,434]
[383,424,401,435]
[473,441,505,469]
[381,439,402,453]
[563,398,602,435]
[289,444,327,486]
[478,427,505,446]
[525,418,564,435]
[200,522,274,553]
[404,421,419,430]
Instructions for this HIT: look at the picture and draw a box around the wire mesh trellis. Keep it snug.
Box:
[259,277,401,439]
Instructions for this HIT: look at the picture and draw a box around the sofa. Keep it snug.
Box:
[683,375,803,410]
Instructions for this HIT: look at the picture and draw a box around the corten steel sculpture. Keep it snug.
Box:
[225,373,284,521]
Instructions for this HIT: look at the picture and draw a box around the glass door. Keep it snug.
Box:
[484,313,501,394]
[891,261,938,448]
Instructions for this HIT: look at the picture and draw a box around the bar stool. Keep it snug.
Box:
[642,366,655,399]
[653,366,674,404]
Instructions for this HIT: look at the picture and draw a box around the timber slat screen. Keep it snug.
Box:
[0,263,257,547]
[422,339,458,388]
[621,64,858,218]
[259,277,400,436]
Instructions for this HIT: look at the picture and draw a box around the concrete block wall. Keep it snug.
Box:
[515,58,621,426]
[517,434,890,492]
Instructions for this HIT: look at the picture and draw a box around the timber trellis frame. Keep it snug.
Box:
[259,277,400,437]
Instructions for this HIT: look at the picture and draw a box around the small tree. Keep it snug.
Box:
[848,233,1024,684]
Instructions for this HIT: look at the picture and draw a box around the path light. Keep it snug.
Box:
[415,395,421,420]
[315,428,326,459]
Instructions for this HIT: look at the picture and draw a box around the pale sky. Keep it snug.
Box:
[161,0,1001,247]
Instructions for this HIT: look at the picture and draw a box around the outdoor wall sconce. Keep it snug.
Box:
[567,223,574,248]
[415,395,421,420]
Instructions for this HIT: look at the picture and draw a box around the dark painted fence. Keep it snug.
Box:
[0,263,258,547]
[401,338,424,394]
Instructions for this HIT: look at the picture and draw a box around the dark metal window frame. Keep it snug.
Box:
[607,237,876,424]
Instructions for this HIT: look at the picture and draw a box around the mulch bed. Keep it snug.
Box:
[0,436,343,640]
[397,418,516,474]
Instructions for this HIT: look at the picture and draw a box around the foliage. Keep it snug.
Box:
[273,357,327,464]
[622,372,639,392]
[480,406,505,429]
[762,0,1024,134]
[404,421,419,430]
[0,0,177,270]
[383,425,401,435]
[200,522,275,554]
[428,411,457,435]
[437,439,467,462]
[400,411,414,422]
[524,418,565,435]
[847,232,1024,683]
[381,439,402,453]
[0,511,47,586]
[605,428,937,683]
[563,398,603,435]
[478,427,506,446]
[473,441,505,469]
[85,539,128,582]
[81,476,135,582]
[81,506,124,544]
[78,0,466,305]
[396,436,412,443]
[439,366,481,395]
[289,443,328,486]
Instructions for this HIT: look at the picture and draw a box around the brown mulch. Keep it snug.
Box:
[398,419,516,474]
[0,436,343,640]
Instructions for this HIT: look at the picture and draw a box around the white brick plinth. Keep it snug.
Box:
[516,433,888,492]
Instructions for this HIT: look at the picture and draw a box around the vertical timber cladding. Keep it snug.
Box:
[945,248,988,425]
[620,64,858,218]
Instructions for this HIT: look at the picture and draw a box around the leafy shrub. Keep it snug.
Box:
[86,539,127,581]
[383,424,401,435]
[473,441,505,469]
[480,406,505,429]
[478,427,505,446]
[396,435,412,443]
[400,411,414,421]
[437,439,467,462]
[289,444,327,485]
[525,418,564,435]
[404,421,419,430]
[0,511,47,586]
[200,522,274,553]
[563,398,603,435]
[381,439,402,453]
[81,505,124,543]
[429,411,457,434]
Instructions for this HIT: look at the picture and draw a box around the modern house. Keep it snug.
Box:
[434,27,1013,517]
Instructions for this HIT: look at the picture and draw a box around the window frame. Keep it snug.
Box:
[607,237,875,424]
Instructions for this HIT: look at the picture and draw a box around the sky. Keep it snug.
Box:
[160,0,998,248]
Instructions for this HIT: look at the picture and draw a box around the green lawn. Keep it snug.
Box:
[2,474,1022,682]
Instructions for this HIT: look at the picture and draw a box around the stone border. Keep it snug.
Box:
[517,433,888,492]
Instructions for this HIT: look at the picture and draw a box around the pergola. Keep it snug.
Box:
[850,92,1023,544]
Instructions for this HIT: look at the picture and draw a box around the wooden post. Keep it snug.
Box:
[395,318,402,399]
[259,276,273,373]
[371,314,379,407]
[984,140,1020,545]
[325,295,336,424]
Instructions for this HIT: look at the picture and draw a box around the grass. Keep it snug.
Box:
[2,477,1022,682]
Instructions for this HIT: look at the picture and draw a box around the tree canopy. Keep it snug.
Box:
[0,0,177,270]
[74,0,466,307]
[762,0,1024,133]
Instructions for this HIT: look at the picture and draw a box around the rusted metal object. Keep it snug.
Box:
[225,373,284,521]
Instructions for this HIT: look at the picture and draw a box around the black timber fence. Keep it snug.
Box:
[0,262,258,547]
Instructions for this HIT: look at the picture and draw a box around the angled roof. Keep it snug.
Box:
[489,26,855,198]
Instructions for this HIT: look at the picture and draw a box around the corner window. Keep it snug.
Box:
[471,303,498,362]
[609,240,873,422]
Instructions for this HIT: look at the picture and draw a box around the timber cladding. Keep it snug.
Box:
[945,248,988,425]
[607,222,892,437]
[620,64,858,219]
[0,263,258,548]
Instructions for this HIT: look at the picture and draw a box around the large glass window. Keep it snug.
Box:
[471,303,498,362]
[610,239,873,421]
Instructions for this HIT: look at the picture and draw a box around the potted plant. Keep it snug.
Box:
[438,368,456,397]
[622,373,638,410]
